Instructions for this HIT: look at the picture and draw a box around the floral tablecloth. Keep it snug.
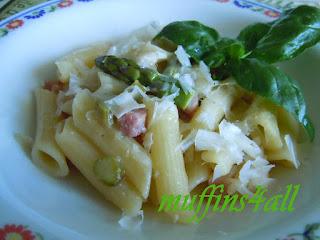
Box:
[0,0,319,21]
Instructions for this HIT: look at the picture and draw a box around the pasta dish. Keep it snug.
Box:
[29,5,318,226]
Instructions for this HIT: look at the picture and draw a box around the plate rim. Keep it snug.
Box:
[0,0,284,39]
[0,1,319,240]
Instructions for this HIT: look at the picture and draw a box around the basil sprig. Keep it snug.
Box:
[152,5,319,141]
[247,6,320,63]
[230,58,314,140]
[152,21,219,62]
[237,22,271,52]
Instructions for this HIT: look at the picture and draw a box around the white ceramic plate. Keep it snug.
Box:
[0,0,319,239]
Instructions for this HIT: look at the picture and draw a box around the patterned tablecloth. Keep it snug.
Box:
[0,0,319,21]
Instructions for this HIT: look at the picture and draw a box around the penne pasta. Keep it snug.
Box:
[148,100,192,221]
[72,91,152,199]
[150,101,189,196]
[61,98,73,116]
[31,89,69,177]
[277,107,301,140]
[185,147,211,192]
[191,86,235,131]
[266,134,300,169]
[55,118,142,215]
[245,100,283,151]
[55,42,110,82]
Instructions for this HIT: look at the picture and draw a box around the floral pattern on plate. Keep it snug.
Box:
[0,224,44,240]
[277,223,320,240]
[0,0,93,37]
[1,0,317,39]
[0,0,281,39]
[213,0,282,18]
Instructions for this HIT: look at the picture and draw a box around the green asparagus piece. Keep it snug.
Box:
[95,55,195,110]
[93,156,125,186]
[95,55,141,85]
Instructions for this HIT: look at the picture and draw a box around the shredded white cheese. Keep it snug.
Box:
[175,45,191,67]
[284,134,300,169]
[56,91,66,116]
[104,86,145,119]
[219,120,262,158]
[236,157,274,196]
[178,73,195,94]
[199,61,218,85]
[195,129,226,152]
[65,74,82,96]
[118,210,144,230]
[213,157,236,182]
[162,87,180,101]
[109,40,169,69]
[195,120,266,182]
[180,129,198,152]
[134,42,170,68]
[106,23,169,69]
[93,72,128,101]
[193,61,218,97]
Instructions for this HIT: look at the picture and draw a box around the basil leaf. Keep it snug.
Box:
[152,21,219,62]
[203,38,246,68]
[230,58,314,141]
[237,22,271,52]
[250,5,320,63]
[202,38,246,80]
